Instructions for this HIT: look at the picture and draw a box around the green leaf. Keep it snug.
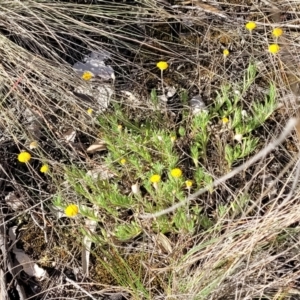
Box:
[114,222,142,241]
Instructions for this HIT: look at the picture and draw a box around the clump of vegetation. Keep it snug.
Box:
[2,1,300,300]
[52,62,278,297]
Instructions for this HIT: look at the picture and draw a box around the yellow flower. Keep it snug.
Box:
[185,180,193,188]
[222,117,229,124]
[223,49,230,57]
[170,168,182,178]
[65,204,79,217]
[81,71,94,81]
[245,21,256,31]
[150,174,161,183]
[268,44,280,54]
[272,27,283,38]
[120,158,126,165]
[170,135,176,143]
[18,151,31,163]
[117,124,123,131]
[156,61,168,71]
[87,108,93,115]
[40,164,49,173]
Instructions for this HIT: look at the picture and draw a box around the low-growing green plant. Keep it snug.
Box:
[190,111,210,159]
[52,61,278,298]
[54,61,277,240]
[225,137,259,168]
[210,63,277,168]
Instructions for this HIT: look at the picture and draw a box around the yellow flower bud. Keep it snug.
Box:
[156,61,168,71]
[272,27,283,38]
[223,49,229,57]
[65,204,79,217]
[40,164,49,173]
[268,44,280,54]
[81,71,93,81]
[18,151,31,163]
[245,21,256,31]
[150,174,161,183]
[185,180,193,188]
[170,168,182,178]
[222,117,229,124]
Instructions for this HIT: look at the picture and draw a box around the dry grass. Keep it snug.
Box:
[1,1,300,300]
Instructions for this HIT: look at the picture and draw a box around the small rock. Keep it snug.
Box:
[73,50,115,112]
[189,94,208,114]
[73,50,114,80]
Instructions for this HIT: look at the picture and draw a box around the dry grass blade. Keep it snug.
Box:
[82,217,98,277]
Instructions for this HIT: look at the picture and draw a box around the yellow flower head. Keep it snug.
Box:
[81,71,94,81]
[150,174,161,183]
[170,135,176,143]
[18,151,31,163]
[223,49,230,57]
[65,204,79,217]
[245,21,256,31]
[120,158,126,165]
[117,124,123,131]
[87,108,93,115]
[185,180,193,188]
[156,61,169,71]
[268,44,280,54]
[170,168,182,178]
[40,164,49,173]
[222,117,229,124]
[272,27,283,38]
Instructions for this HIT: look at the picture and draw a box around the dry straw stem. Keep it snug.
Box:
[0,1,190,137]
[175,163,300,298]
[179,150,300,293]
[180,199,300,298]
[0,34,84,123]
[65,277,97,300]
[0,1,148,61]
[140,117,299,219]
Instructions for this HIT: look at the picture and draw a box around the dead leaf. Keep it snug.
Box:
[9,227,48,280]
[82,216,98,276]
[131,182,140,195]
[156,232,172,254]
[86,140,107,153]
[5,192,24,211]
[61,129,76,143]
[86,165,115,180]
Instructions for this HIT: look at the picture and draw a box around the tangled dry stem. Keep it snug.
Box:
[2,1,300,299]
